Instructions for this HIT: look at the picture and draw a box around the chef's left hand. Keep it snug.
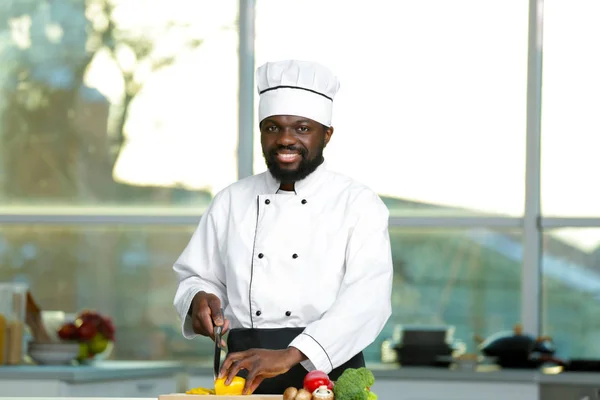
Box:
[218,347,306,394]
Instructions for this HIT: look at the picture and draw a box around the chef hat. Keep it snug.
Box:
[256,60,340,127]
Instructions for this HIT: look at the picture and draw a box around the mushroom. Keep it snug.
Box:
[312,385,334,400]
[294,388,312,400]
[283,387,298,400]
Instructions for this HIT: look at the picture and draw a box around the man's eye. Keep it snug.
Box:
[266,126,278,132]
[297,126,310,133]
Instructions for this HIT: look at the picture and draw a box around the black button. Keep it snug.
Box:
[285,311,291,317]
[258,253,264,259]
[301,199,307,204]
[292,253,298,259]
[256,310,262,316]
[265,199,270,204]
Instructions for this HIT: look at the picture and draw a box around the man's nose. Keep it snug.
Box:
[275,129,297,146]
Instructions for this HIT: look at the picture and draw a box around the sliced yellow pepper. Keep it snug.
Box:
[185,376,246,396]
[215,376,246,396]
[185,387,215,395]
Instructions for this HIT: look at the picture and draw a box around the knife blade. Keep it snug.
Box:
[213,308,224,380]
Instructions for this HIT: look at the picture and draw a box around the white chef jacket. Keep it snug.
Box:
[173,161,393,374]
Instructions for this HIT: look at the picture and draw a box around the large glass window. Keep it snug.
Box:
[541,1,600,217]
[1,225,523,363]
[1,0,599,368]
[0,0,240,209]
[542,228,600,359]
[0,224,215,361]
[253,0,529,217]
[369,227,522,361]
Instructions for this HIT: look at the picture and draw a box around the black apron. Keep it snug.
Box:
[227,327,365,394]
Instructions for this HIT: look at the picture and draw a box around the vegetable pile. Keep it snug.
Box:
[284,367,377,400]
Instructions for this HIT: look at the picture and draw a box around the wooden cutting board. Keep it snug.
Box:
[159,395,283,400]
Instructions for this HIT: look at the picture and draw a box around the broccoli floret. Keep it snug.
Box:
[333,381,367,400]
[333,368,377,400]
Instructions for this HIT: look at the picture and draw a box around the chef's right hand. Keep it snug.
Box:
[190,291,229,347]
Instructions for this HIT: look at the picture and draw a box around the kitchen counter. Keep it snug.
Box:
[0,398,155,400]
[0,361,186,383]
[187,361,600,386]
[1,360,598,399]
[372,364,600,386]
[3,359,595,385]
[186,362,598,400]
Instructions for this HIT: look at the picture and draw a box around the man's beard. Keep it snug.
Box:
[263,145,325,183]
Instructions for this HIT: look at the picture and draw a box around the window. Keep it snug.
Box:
[367,227,522,361]
[0,223,216,361]
[540,1,600,217]
[1,224,523,363]
[253,0,529,217]
[0,0,240,209]
[542,228,600,359]
[2,0,599,368]
[0,0,239,364]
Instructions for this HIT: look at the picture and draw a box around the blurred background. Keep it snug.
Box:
[0,0,598,365]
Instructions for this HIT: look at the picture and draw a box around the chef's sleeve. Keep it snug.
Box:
[288,190,393,373]
[173,195,228,339]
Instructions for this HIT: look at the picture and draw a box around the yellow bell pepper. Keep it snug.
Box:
[185,387,215,395]
[215,376,246,396]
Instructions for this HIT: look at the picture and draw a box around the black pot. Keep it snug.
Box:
[394,340,466,368]
[476,326,557,369]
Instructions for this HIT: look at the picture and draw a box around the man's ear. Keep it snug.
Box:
[324,126,334,147]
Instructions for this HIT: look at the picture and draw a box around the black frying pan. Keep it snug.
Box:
[474,325,561,369]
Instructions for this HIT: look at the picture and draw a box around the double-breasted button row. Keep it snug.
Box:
[263,199,307,205]
[256,253,298,259]
[254,310,292,317]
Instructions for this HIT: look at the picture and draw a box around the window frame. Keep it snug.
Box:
[1,0,599,339]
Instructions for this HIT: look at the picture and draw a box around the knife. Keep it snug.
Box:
[213,308,224,380]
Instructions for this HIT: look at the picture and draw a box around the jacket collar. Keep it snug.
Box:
[264,159,328,195]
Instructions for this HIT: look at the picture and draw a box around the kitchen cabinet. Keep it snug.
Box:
[0,361,184,397]
[0,377,176,397]
[540,383,600,400]
[67,376,176,397]
[371,379,538,400]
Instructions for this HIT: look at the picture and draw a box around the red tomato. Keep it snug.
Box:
[303,370,333,393]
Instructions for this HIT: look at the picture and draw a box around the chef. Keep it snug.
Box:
[173,59,393,394]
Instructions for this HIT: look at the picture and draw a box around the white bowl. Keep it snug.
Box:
[29,342,79,350]
[28,342,80,365]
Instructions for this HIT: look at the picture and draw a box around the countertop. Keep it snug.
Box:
[0,361,186,382]
[186,361,600,386]
[0,398,155,400]
[1,360,599,386]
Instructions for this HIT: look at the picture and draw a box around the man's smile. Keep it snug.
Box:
[276,151,301,163]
